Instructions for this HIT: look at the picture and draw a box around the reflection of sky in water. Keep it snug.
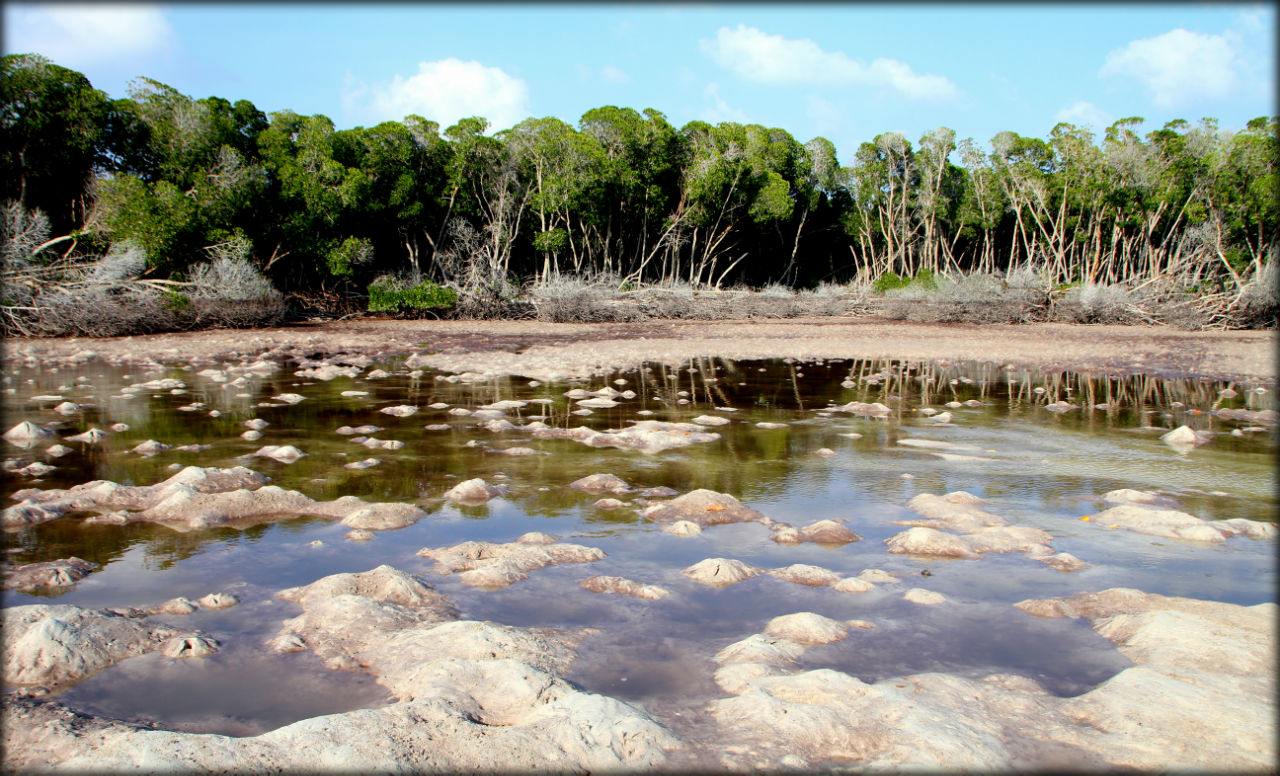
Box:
[2,356,1275,735]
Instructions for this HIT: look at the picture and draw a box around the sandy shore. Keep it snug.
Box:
[4,316,1275,383]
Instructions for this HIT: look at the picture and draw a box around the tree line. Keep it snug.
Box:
[2,53,1275,303]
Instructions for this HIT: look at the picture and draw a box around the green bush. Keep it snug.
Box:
[872,269,937,294]
[367,275,457,314]
[162,289,191,312]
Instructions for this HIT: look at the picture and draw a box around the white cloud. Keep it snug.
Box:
[600,65,629,84]
[1100,28,1239,108]
[343,58,530,131]
[4,3,173,68]
[1054,101,1113,130]
[699,82,750,124]
[700,25,959,101]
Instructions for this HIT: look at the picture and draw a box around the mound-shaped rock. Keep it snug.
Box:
[642,490,771,528]
[3,605,217,688]
[534,420,720,454]
[579,575,670,600]
[3,557,99,592]
[417,535,606,590]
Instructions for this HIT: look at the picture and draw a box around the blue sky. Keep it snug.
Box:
[5,3,1274,163]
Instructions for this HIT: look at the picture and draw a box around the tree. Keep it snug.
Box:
[0,54,108,234]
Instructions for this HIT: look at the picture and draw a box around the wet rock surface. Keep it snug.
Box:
[704,587,1274,771]
[417,533,607,589]
[3,604,218,689]
[4,465,426,532]
[4,565,680,773]
[3,557,99,592]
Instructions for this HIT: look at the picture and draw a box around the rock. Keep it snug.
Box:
[160,635,221,659]
[642,490,770,528]
[755,422,788,429]
[1044,401,1078,412]
[638,486,679,498]
[812,447,835,457]
[271,393,305,404]
[3,557,99,592]
[1160,425,1211,448]
[1031,551,1091,572]
[832,401,891,417]
[579,576,669,600]
[886,527,978,558]
[244,418,269,430]
[197,593,238,610]
[53,401,80,415]
[345,529,376,542]
[570,473,631,494]
[443,478,505,504]
[252,445,306,463]
[576,397,619,408]
[1101,489,1180,508]
[897,438,980,451]
[899,492,1006,532]
[360,438,404,450]
[1089,504,1242,543]
[682,558,764,588]
[129,440,170,456]
[65,428,107,444]
[4,465,426,532]
[423,424,451,431]
[763,613,849,646]
[109,423,128,432]
[1213,407,1277,424]
[345,458,381,469]
[534,420,720,455]
[417,536,606,589]
[692,415,730,426]
[714,634,806,667]
[593,498,626,510]
[832,577,875,593]
[903,588,947,605]
[771,519,860,546]
[663,520,703,537]
[379,405,418,417]
[768,564,843,587]
[930,411,954,423]
[3,605,215,688]
[241,429,263,441]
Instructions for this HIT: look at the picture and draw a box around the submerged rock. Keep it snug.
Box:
[579,575,670,600]
[3,557,99,592]
[65,428,107,445]
[417,534,606,589]
[768,564,844,587]
[769,518,860,546]
[534,420,720,454]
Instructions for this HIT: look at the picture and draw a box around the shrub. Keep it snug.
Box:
[872,271,911,294]
[528,275,645,323]
[368,274,458,316]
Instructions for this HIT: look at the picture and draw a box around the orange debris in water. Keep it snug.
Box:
[1080,516,1091,522]
[706,504,726,512]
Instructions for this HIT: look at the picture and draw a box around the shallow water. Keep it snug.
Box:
[2,355,1275,738]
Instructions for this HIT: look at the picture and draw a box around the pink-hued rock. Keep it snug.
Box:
[534,420,720,454]
[442,478,505,504]
[579,575,669,600]
[641,490,771,528]
[681,558,765,588]
[3,557,99,592]
[417,535,606,590]
[570,473,631,494]
[3,604,217,688]
[770,519,861,546]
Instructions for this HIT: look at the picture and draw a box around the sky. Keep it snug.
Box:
[4,3,1275,163]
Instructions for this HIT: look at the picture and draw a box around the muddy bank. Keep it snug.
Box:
[4,317,1274,382]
